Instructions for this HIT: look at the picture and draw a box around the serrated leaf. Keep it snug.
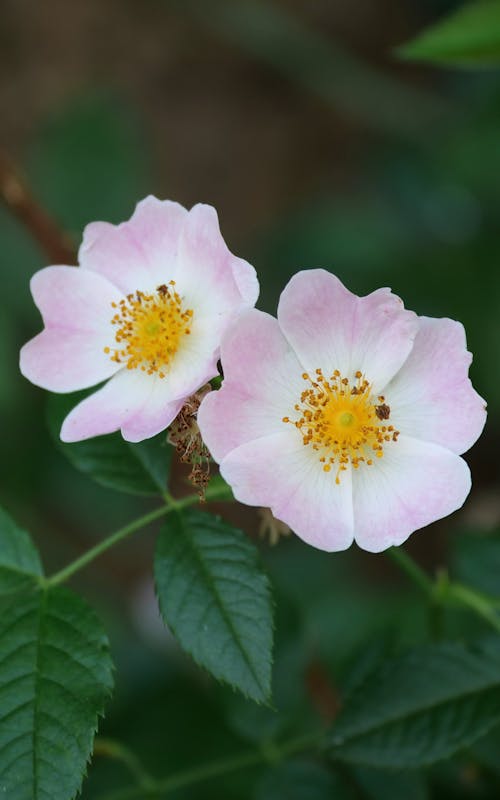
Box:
[0,507,42,595]
[154,510,273,703]
[0,585,113,800]
[328,637,500,767]
[397,1,500,67]
[47,390,172,495]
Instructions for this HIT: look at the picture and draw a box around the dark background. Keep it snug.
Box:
[1,1,499,797]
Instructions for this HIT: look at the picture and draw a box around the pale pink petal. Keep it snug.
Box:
[385,317,487,455]
[220,431,354,552]
[20,329,119,393]
[229,255,260,307]
[126,195,188,272]
[139,315,223,407]
[60,370,149,442]
[352,434,471,553]
[175,204,258,320]
[198,309,303,462]
[121,378,185,442]
[79,196,187,294]
[29,266,123,332]
[20,266,123,391]
[278,270,418,393]
[60,368,191,443]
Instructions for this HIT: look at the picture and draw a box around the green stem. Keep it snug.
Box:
[446,582,500,634]
[44,483,233,588]
[94,738,156,791]
[387,549,500,636]
[97,731,324,800]
[44,505,171,588]
[386,546,434,596]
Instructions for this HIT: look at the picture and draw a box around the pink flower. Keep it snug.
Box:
[198,270,486,553]
[20,196,258,442]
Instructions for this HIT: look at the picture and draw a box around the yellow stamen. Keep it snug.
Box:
[283,369,399,484]
[104,281,193,377]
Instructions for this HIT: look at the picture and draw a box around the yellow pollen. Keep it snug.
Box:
[283,369,400,484]
[104,281,193,377]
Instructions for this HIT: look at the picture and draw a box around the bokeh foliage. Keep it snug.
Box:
[1,1,500,798]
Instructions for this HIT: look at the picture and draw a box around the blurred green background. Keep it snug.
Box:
[1,1,500,797]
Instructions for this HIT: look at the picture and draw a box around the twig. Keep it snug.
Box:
[0,149,76,263]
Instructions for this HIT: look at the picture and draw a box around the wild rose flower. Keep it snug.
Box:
[198,270,486,552]
[20,196,258,442]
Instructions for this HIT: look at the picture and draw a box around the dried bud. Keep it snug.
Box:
[167,384,212,500]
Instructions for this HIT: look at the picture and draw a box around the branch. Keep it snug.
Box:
[0,149,76,264]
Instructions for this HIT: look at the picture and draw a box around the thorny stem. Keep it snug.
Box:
[43,482,233,588]
[0,149,76,264]
[96,730,325,800]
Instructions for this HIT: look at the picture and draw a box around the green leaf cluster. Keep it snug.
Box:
[0,507,113,799]
[329,637,500,767]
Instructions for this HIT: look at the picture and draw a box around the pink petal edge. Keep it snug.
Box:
[386,316,487,455]
[198,309,303,463]
[278,269,418,393]
[352,434,472,553]
[220,431,355,552]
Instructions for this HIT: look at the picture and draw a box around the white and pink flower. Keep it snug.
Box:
[20,196,258,442]
[198,269,486,553]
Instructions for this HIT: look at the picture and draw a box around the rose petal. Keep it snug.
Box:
[278,270,418,393]
[60,369,149,442]
[20,329,119,393]
[198,309,303,462]
[352,434,471,553]
[80,196,188,294]
[220,431,355,552]
[385,317,487,455]
[121,378,185,442]
[20,266,125,392]
[29,265,123,332]
[176,204,258,320]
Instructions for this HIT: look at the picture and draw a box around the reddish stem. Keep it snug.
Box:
[0,149,76,264]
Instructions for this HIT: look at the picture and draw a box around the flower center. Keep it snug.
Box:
[104,281,193,378]
[282,369,399,484]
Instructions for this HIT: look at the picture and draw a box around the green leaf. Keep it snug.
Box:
[0,586,113,800]
[155,510,273,703]
[471,721,500,774]
[397,1,500,67]
[47,390,172,495]
[328,637,500,767]
[0,507,42,595]
[0,505,114,799]
[221,640,308,743]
